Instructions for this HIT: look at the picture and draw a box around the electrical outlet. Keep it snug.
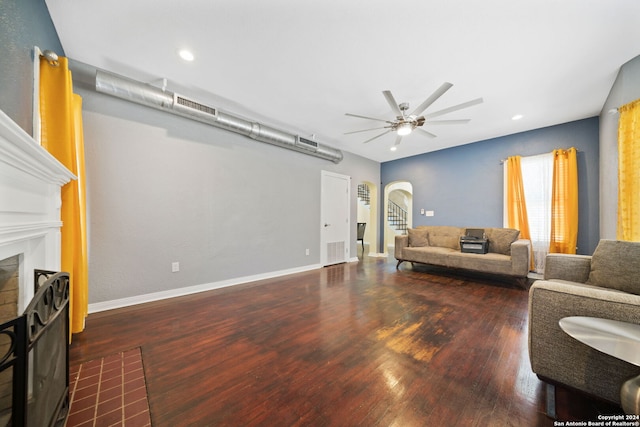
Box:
[305,248,310,256]
[426,210,434,217]
[172,262,180,272]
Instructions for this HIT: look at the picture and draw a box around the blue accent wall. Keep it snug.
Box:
[0,0,64,135]
[381,117,600,255]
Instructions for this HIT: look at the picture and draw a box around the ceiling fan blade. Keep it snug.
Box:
[344,126,390,135]
[416,127,437,138]
[410,82,453,116]
[394,135,403,146]
[424,98,484,120]
[345,112,392,123]
[382,90,403,117]
[363,130,392,144]
[424,119,471,125]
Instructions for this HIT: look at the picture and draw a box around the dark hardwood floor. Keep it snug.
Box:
[69,255,623,426]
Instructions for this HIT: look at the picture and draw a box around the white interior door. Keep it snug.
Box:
[321,171,350,266]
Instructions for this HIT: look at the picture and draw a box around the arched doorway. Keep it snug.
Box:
[356,181,379,256]
[383,181,413,255]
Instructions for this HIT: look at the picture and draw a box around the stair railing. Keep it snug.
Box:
[357,184,370,205]
[387,201,408,234]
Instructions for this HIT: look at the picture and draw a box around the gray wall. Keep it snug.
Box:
[381,118,600,255]
[0,0,63,135]
[0,0,380,306]
[79,89,380,304]
[599,54,640,239]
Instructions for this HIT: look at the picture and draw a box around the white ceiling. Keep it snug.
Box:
[45,0,640,163]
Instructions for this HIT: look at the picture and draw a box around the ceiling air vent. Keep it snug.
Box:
[71,59,343,162]
[172,94,218,121]
[296,136,318,152]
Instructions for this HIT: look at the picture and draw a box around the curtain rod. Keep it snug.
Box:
[499,149,581,164]
[38,48,60,67]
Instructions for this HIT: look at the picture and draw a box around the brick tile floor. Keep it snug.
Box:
[66,348,151,427]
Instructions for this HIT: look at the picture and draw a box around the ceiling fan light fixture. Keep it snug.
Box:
[345,83,481,145]
[397,123,413,136]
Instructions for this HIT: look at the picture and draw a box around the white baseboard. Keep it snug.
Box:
[88,263,323,314]
[367,252,389,258]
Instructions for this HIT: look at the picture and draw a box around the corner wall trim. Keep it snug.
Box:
[88,263,322,314]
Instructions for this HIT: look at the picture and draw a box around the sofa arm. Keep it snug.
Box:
[543,253,591,283]
[528,280,640,403]
[395,235,408,260]
[510,239,530,276]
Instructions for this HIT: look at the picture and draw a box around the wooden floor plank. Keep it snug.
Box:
[70,256,623,426]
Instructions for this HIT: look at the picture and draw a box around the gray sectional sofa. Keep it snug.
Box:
[394,225,531,279]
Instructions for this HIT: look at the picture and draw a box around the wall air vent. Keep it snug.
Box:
[296,136,318,152]
[173,94,218,120]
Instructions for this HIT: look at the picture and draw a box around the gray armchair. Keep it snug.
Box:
[528,240,640,408]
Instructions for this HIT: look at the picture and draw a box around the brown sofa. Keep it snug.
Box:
[394,226,531,279]
[528,239,640,408]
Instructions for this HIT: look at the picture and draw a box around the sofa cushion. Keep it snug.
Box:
[447,252,513,276]
[586,240,640,295]
[427,226,462,250]
[408,228,429,247]
[485,228,520,255]
[404,246,454,265]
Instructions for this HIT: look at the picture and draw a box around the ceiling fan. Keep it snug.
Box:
[345,82,483,146]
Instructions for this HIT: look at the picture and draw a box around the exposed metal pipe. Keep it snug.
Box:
[68,59,343,163]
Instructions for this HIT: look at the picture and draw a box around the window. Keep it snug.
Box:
[521,153,553,272]
[505,149,578,273]
[504,152,553,273]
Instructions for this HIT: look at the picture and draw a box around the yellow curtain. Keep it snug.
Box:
[617,98,640,241]
[506,156,531,237]
[550,148,578,253]
[505,156,533,270]
[40,56,88,334]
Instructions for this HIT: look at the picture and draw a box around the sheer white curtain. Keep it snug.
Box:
[504,152,553,273]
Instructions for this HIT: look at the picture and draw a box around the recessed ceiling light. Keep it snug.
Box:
[512,114,524,121]
[178,49,195,62]
[390,146,397,152]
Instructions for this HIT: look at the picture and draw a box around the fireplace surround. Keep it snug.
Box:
[0,109,75,312]
[0,110,75,425]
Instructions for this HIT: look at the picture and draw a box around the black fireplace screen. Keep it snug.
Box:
[0,270,70,427]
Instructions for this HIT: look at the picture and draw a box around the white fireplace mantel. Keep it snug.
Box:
[0,109,76,313]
